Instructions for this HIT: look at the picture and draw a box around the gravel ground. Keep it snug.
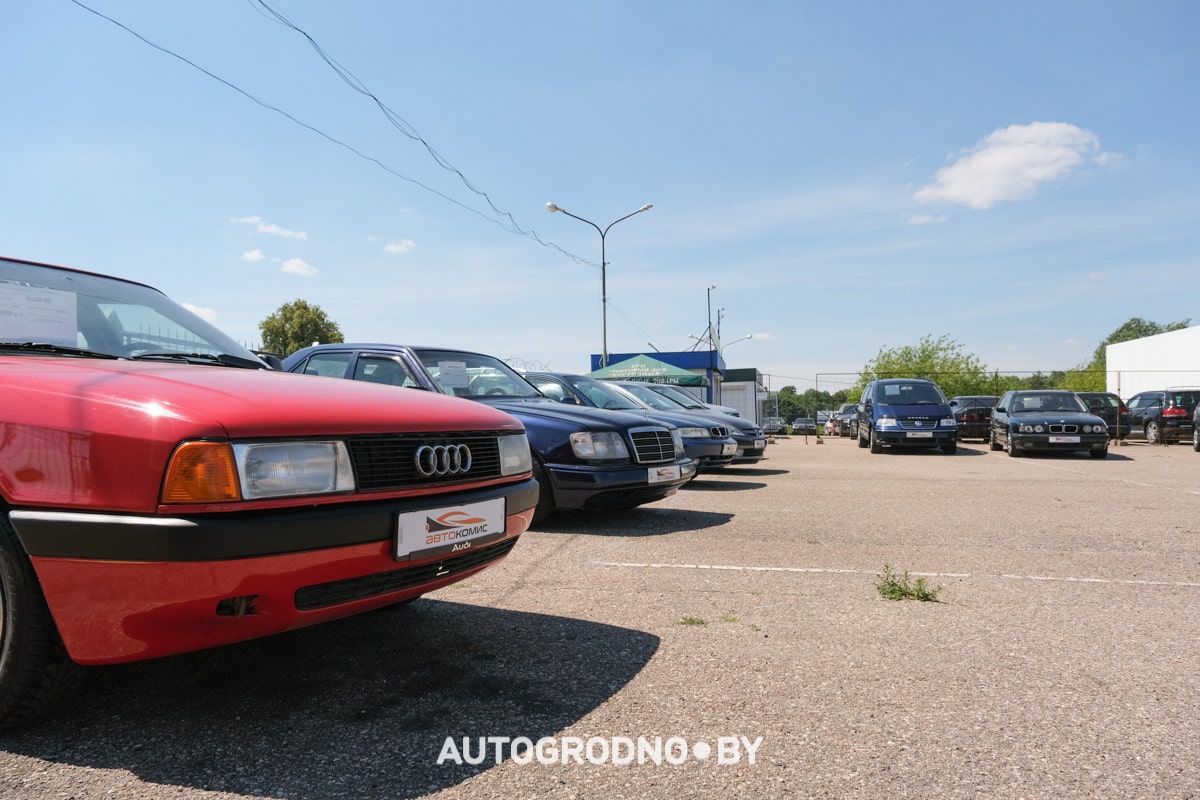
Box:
[2,435,1199,799]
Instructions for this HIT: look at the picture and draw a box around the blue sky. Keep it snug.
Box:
[4,1,1198,393]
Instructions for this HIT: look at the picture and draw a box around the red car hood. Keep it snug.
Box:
[2,357,523,438]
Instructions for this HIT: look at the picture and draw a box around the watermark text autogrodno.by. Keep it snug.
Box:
[437,735,764,766]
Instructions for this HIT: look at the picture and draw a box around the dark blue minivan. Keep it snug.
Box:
[855,378,958,454]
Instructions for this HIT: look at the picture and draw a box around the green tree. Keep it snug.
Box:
[259,299,344,356]
[1067,316,1190,391]
[855,334,988,399]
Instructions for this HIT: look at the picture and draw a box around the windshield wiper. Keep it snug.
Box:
[128,351,268,369]
[0,342,120,359]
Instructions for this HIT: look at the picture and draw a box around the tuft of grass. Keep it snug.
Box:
[875,564,943,602]
[677,616,708,626]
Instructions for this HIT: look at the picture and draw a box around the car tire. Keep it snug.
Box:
[1194,427,1200,452]
[1146,420,1161,445]
[857,428,869,448]
[1006,434,1020,457]
[530,460,555,526]
[869,428,882,454]
[942,442,957,455]
[989,431,1002,451]
[1090,446,1108,459]
[0,515,79,730]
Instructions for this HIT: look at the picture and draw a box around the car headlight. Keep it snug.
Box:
[940,418,956,427]
[1082,424,1107,434]
[498,433,532,475]
[671,429,685,457]
[677,426,710,438]
[162,440,358,503]
[876,416,898,428]
[234,441,355,499]
[569,431,630,459]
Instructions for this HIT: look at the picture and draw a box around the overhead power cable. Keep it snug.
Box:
[67,0,590,265]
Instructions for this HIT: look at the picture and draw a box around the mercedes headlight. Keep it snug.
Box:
[569,431,630,459]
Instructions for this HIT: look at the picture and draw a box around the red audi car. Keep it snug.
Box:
[0,256,537,728]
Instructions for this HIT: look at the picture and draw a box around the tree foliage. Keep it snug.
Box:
[259,299,344,356]
[855,334,988,399]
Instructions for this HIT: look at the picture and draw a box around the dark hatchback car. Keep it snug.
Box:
[523,372,737,471]
[1074,391,1130,440]
[282,345,696,524]
[989,390,1109,458]
[613,382,768,465]
[947,395,997,442]
[1124,387,1200,444]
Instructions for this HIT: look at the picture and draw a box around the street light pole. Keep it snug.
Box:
[546,202,653,368]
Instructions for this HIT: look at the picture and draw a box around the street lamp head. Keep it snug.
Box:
[546,202,563,213]
[639,204,653,212]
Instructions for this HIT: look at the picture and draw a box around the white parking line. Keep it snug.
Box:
[591,561,1200,588]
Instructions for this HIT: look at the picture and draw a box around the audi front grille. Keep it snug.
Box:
[347,433,505,490]
[628,426,677,464]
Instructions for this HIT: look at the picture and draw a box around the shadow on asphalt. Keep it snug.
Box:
[7,600,659,799]
[536,506,733,535]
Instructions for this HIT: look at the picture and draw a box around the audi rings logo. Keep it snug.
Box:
[415,444,473,477]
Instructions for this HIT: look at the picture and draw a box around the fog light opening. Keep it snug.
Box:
[216,595,259,617]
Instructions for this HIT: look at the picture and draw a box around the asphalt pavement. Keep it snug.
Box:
[3,434,1199,799]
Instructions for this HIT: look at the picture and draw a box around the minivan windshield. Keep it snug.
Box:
[876,382,946,405]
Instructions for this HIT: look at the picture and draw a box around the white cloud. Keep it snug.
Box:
[281,258,318,276]
[384,239,416,254]
[182,303,219,322]
[232,215,308,240]
[907,214,949,225]
[241,248,265,262]
[914,122,1114,209]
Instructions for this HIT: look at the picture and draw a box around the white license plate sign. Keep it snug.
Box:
[906,431,933,438]
[721,442,738,455]
[648,465,682,484]
[754,439,767,449]
[395,498,505,561]
[1049,435,1081,443]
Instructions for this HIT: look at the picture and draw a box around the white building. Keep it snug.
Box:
[1106,326,1200,398]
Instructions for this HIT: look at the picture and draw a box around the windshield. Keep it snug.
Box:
[1010,393,1087,413]
[647,384,706,408]
[0,258,263,365]
[564,376,643,410]
[411,348,542,399]
[876,383,946,405]
[615,382,687,411]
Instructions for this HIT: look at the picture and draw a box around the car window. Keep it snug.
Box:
[412,349,541,399]
[354,356,418,387]
[878,383,943,404]
[297,351,351,378]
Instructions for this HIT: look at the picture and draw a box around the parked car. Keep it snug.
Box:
[762,416,786,435]
[1074,391,1130,440]
[0,256,539,729]
[1124,387,1200,444]
[1194,405,1200,452]
[947,395,998,442]
[791,417,817,435]
[282,345,695,525]
[611,381,768,464]
[989,390,1109,458]
[523,371,737,471]
[835,403,858,437]
[856,379,957,454]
